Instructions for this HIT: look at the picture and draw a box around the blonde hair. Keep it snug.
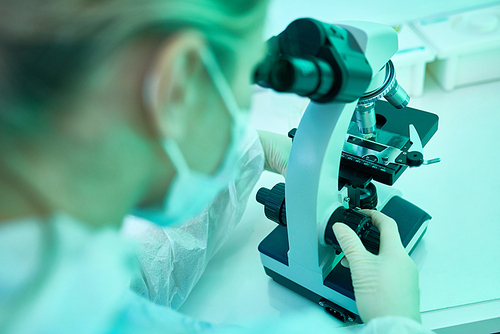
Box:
[0,0,267,134]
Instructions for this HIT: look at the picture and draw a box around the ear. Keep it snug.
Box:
[142,31,208,141]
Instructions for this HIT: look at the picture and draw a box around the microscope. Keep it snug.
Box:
[254,18,439,323]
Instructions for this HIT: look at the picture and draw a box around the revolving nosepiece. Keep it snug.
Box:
[355,60,410,135]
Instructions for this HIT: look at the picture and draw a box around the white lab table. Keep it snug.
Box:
[180,2,500,332]
[179,75,500,333]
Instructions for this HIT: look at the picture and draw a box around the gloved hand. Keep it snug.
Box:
[333,209,421,324]
[257,130,292,178]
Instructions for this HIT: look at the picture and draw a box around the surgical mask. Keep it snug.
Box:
[134,48,249,226]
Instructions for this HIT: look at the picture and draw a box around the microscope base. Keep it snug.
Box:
[263,265,362,323]
[258,195,431,323]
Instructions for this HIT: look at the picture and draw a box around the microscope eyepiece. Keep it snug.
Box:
[256,55,335,99]
[269,57,298,92]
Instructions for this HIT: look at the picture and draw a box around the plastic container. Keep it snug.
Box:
[412,4,500,91]
[391,24,436,97]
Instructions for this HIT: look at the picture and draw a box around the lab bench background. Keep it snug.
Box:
[179,1,500,333]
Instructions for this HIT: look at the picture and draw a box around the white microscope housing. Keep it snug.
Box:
[255,19,437,323]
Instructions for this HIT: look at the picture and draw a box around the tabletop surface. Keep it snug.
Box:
[180,2,500,332]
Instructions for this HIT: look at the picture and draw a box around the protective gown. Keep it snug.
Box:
[0,129,435,334]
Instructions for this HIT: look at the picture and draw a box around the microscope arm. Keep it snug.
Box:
[285,21,398,273]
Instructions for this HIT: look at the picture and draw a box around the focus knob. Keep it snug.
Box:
[256,183,287,226]
[324,207,380,254]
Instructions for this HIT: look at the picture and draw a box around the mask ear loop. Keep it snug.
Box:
[142,51,162,135]
[199,48,242,120]
[198,47,251,148]
[142,45,247,177]
[143,63,191,183]
[141,41,244,130]
[141,39,191,175]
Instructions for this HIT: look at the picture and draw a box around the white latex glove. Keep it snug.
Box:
[332,209,421,324]
[257,130,292,178]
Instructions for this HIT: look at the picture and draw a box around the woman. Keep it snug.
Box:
[0,0,435,333]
